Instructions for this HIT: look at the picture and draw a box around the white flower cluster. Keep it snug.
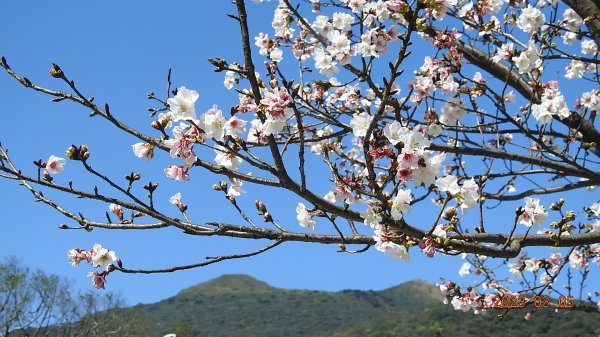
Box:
[512,41,541,75]
[435,175,479,213]
[67,243,118,289]
[531,82,570,125]
[581,89,600,112]
[516,5,546,34]
[517,197,547,227]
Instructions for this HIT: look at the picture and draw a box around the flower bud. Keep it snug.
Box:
[263,212,273,222]
[312,210,325,217]
[564,211,576,222]
[255,200,267,213]
[151,120,163,130]
[66,145,80,160]
[415,18,427,31]
[49,68,63,78]
[442,207,456,221]
[49,64,63,78]
[220,181,228,190]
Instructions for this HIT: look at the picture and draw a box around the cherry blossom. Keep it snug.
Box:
[163,125,197,165]
[164,165,189,181]
[90,243,118,272]
[67,248,89,267]
[227,177,246,197]
[569,251,588,270]
[419,236,436,258]
[45,155,66,174]
[224,116,247,137]
[512,41,541,74]
[88,272,107,289]
[296,203,316,230]
[518,197,548,227]
[516,6,546,34]
[350,112,373,138]
[360,203,382,230]
[214,146,243,170]
[109,203,123,219]
[169,192,183,205]
[131,143,154,160]
[435,175,460,195]
[531,82,570,125]
[373,228,409,261]
[313,48,339,78]
[458,262,471,277]
[432,224,447,239]
[390,189,412,220]
[167,86,199,121]
[439,97,467,125]
[200,105,227,141]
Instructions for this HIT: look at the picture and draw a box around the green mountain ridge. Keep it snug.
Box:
[30,274,600,337]
[136,275,445,337]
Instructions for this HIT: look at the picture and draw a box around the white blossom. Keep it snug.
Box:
[46,155,66,174]
[360,204,382,230]
[518,197,547,227]
[516,6,546,34]
[459,262,471,277]
[435,175,461,195]
[391,189,412,220]
[90,244,117,272]
[296,203,316,230]
[167,87,199,121]
[350,112,373,137]
[214,146,243,170]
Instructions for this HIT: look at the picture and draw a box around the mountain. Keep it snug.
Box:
[28,275,600,337]
[113,275,599,337]
[131,275,444,337]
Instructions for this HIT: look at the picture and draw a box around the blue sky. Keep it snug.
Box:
[0,0,598,307]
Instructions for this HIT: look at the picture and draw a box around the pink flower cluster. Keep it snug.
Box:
[68,244,118,289]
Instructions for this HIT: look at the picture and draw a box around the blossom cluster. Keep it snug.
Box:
[67,243,119,289]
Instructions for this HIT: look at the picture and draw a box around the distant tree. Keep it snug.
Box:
[1,0,599,316]
[0,257,147,336]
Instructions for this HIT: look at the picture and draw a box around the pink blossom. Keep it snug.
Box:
[569,251,588,270]
[163,125,197,165]
[224,116,247,136]
[419,236,436,258]
[373,229,409,261]
[260,87,293,117]
[46,155,66,174]
[396,168,412,182]
[67,248,89,267]
[131,143,154,160]
[109,203,123,219]
[164,165,189,181]
[87,272,107,289]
